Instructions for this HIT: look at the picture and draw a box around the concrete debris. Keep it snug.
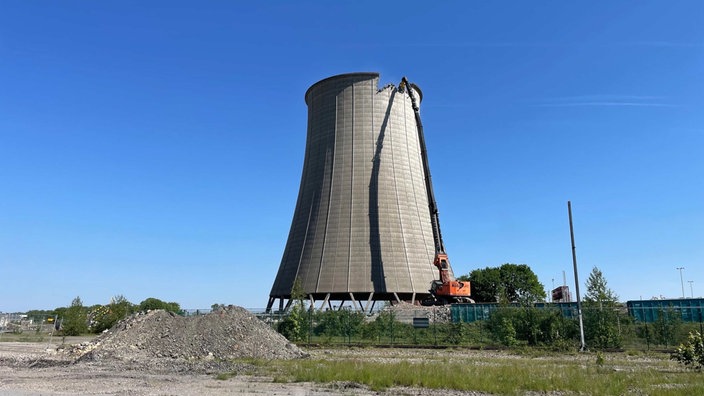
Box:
[370,302,452,324]
[62,306,307,373]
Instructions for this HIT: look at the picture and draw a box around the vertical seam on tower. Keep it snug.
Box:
[389,93,402,293]
[408,89,434,281]
[419,87,436,280]
[369,83,374,292]
[291,107,316,288]
[316,92,337,293]
[294,192,316,283]
[347,82,354,293]
[400,91,415,291]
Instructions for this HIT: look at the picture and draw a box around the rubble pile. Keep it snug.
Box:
[68,306,305,372]
[371,302,452,324]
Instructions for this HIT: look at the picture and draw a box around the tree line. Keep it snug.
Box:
[26,296,183,336]
[279,264,695,351]
[458,263,629,349]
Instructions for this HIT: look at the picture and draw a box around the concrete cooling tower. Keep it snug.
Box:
[267,72,448,313]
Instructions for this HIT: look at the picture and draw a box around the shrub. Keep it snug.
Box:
[62,297,88,336]
[90,295,135,333]
[486,309,518,347]
[278,303,308,342]
[486,306,576,347]
[138,297,183,314]
[671,331,704,370]
[583,267,623,350]
[653,308,682,347]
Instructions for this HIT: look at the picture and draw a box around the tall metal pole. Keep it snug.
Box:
[688,280,694,298]
[568,201,586,351]
[676,267,685,298]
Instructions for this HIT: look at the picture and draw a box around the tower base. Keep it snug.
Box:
[265,292,430,314]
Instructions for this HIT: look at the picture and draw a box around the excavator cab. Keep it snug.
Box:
[421,253,473,306]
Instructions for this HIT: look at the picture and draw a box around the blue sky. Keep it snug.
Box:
[1,2,702,312]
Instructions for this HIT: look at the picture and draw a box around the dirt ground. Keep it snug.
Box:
[0,338,330,395]
[0,337,486,396]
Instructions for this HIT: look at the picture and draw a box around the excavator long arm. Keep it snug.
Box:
[400,77,472,305]
[400,77,445,255]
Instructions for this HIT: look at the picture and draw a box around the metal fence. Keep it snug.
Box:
[627,299,704,323]
[0,313,58,335]
[255,304,703,351]
[451,302,582,323]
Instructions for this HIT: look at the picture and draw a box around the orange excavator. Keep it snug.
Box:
[399,77,474,306]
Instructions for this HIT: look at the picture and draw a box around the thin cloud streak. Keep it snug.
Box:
[535,102,677,108]
[346,41,704,50]
[344,41,563,49]
[424,103,475,109]
[545,95,666,102]
[531,94,678,108]
[615,41,704,48]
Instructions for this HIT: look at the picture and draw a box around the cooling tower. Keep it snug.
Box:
[267,72,444,312]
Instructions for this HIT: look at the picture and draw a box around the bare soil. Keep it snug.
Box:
[0,308,486,395]
[0,341,488,395]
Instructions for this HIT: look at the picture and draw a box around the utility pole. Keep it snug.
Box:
[676,267,685,298]
[568,201,586,352]
[688,280,694,298]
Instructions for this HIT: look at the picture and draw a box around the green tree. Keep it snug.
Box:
[444,322,466,345]
[90,295,135,333]
[653,307,682,347]
[26,309,56,324]
[62,296,88,336]
[485,305,578,348]
[672,331,704,370]
[584,267,618,305]
[313,309,364,343]
[279,304,306,342]
[278,277,309,342]
[459,266,501,303]
[486,308,518,346]
[138,297,183,314]
[372,311,398,344]
[461,263,546,303]
[54,307,67,321]
[499,264,547,304]
[583,267,622,349]
[109,295,134,320]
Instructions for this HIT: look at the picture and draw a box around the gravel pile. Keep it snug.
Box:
[66,306,306,373]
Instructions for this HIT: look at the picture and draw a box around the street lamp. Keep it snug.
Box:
[676,267,685,298]
[688,281,694,298]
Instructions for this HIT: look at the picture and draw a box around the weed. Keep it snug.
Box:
[247,349,704,395]
[671,331,704,370]
[596,351,605,366]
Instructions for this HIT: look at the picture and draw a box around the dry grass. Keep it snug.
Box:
[247,347,703,395]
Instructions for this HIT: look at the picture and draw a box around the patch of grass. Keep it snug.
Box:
[0,333,47,343]
[215,373,233,381]
[19,334,45,342]
[241,350,704,395]
[212,358,260,380]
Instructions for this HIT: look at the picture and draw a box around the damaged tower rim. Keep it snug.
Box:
[304,72,423,105]
[267,72,439,313]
